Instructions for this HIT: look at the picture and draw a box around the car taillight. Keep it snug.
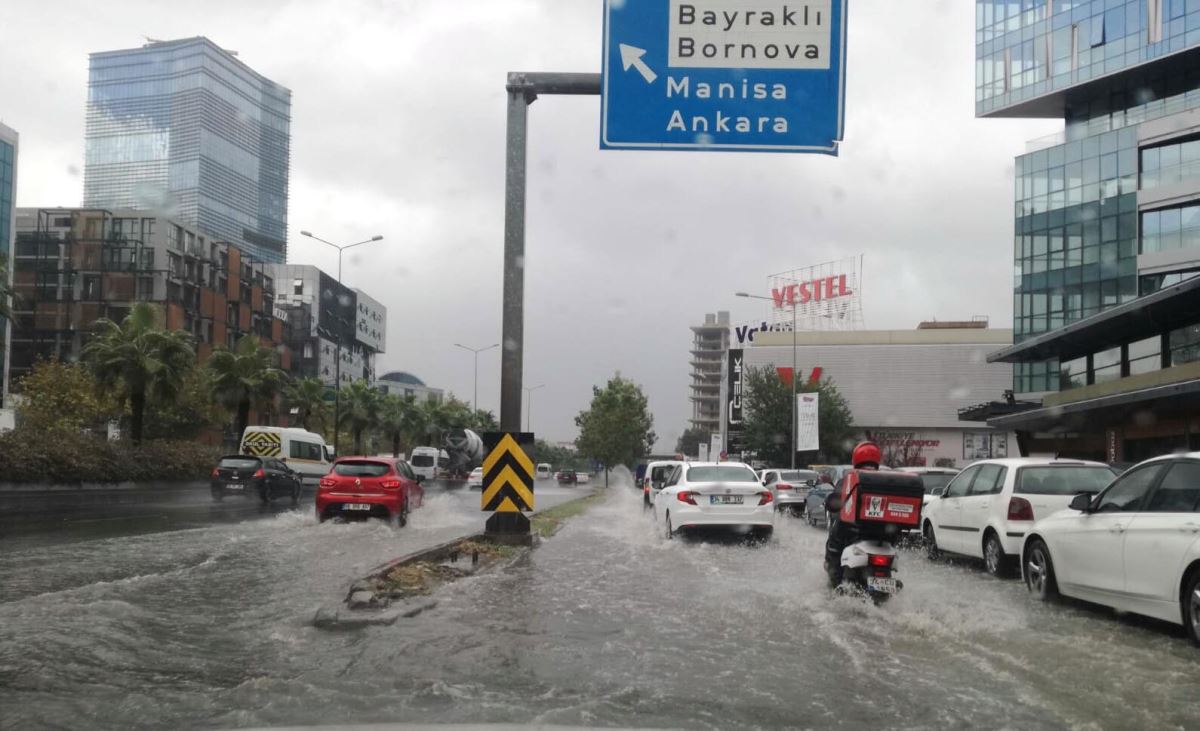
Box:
[643,484,649,494]
[1008,496,1034,521]
[381,479,401,489]
[868,554,894,568]
[758,491,773,505]
[319,478,335,488]
[776,483,793,490]
[253,468,265,479]
[211,468,220,478]
[677,491,698,505]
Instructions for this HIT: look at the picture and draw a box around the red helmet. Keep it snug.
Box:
[851,441,882,469]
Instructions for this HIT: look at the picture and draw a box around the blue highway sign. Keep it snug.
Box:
[601,1,847,153]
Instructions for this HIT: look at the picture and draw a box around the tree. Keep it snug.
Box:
[574,374,656,475]
[339,379,382,456]
[286,377,330,431]
[208,334,286,443]
[535,439,582,471]
[377,393,423,458]
[15,359,118,434]
[675,427,711,458]
[83,303,196,444]
[471,409,499,433]
[142,367,228,441]
[741,365,855,466]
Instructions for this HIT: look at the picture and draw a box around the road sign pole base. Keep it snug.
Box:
[485,512,532,544]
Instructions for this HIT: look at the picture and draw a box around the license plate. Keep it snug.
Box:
[709,495,743,505]
[867,576,897,594]
[343,503,372,511]
[225,483,243,491]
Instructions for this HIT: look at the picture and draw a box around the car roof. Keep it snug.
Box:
[901,467,959,474]
[221,454,261,460]
[647,460,684,469]
[334,456,394,464]
[964,457,1112,467]
[684,461,753,469]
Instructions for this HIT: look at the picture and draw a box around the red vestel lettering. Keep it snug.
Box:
[771,288,786,307]
[776,367,794,386]
[797,282,812,305]
[824,277,836,299]
[812,279,823,301]
[838,274,851,296]
[787,284,798,305]
[808,367,823,385]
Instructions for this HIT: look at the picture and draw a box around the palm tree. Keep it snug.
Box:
[339,380,382,456]
[377,393,412,458]
[286,377,329,431]
[83,302,196,444]
[208,334,286,443]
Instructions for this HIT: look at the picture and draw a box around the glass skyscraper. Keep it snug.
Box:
[0,122,17,405]
[83,37,291,264]
[977,0,1200,393]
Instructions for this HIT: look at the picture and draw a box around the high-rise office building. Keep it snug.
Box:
[83,37,291,264]
[974,1,1200,460]
[689,311,729,435]
[0,122,17,406]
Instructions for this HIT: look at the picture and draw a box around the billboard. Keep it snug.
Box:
[766,255,863,331]
[725,349,745,455]
[796,392,820,452]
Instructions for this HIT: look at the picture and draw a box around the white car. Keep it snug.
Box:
[576,472,590,484]
[922,457,1116,576]
[759,468,819,513]
[1022,453,1200,645]
[642,459,685,507]
[654,461,775,539]
[467,466,484,489]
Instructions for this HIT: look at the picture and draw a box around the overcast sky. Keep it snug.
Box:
[3,1,1059,449]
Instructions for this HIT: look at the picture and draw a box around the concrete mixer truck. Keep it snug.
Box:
[442,428,485,479]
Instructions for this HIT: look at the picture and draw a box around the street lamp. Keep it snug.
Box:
[300,230,384,455]
[454,342,499,413]
[523,383,545,432]
[737,290,800,469]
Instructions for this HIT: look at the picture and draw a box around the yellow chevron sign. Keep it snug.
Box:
[482,433,535,512]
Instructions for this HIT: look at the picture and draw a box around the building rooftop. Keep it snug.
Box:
[752,328,1012,348]
[378,371,426,387]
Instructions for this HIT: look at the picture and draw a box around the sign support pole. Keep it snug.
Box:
[500,72,600,432]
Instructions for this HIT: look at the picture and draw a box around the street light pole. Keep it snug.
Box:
[523,383,544,432]
[737,291,799,469]
[454,342,499,413]
[300,230,384,455]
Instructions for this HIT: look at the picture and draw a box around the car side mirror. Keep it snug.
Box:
[931,487,944,498]
[1069,493,1092,512]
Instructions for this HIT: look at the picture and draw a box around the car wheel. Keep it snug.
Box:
[665,512,674,540]
[395,501,409,528]
[924,523,941,561]
[984,532,1012,577]
[291,482,301,506]
[1025,539,1059,601]
[1182,570,1200,647]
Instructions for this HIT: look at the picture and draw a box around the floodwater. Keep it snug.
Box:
[2,475,1199,730]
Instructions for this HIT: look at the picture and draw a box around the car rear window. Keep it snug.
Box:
[686,466,759,483]
[919,473,956,493]
[1016,466,1115,495]
[779,471,816,483]
[333,461,392,477]
[220,457,260,469]
[650,465,675,481]
[411,455,434,467]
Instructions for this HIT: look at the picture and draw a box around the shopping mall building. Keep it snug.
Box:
[728,321,1017,468]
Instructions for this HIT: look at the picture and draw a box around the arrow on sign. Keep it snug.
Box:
[619,44,657,84]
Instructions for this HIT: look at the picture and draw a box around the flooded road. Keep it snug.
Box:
[3,477,1199,730]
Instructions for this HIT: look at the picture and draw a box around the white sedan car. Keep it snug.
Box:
[1023,453,1200,645]
[922,457,1115,576]
[467,466,484,489]
[654,461,775,540]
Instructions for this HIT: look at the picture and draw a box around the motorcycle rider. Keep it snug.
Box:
[824,441,882,585]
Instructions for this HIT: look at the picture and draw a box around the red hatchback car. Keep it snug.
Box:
[316,457,424,526]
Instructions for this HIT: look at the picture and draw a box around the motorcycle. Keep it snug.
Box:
[836,530,903,603]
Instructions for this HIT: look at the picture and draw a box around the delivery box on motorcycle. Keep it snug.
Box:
[839,470,924,531]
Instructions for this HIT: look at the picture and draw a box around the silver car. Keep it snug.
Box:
[760,469,819,514]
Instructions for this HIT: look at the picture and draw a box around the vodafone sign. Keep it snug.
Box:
[771,275,853,309]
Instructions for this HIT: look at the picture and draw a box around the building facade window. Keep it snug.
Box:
[1140,137,1200,190]
[1170,324,1200,366]
[1128,335,1163,375]
[1141,202,1200,254]
[1092,346,1122,384]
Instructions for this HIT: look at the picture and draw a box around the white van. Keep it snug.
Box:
[536,463,552,479]
[410,446,442,481]
[240,426,332,482]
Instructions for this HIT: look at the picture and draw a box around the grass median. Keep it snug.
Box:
[531,489,608,538]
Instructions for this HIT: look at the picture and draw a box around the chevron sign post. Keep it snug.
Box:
[481,431,536,537]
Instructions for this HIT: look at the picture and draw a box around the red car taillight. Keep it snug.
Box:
[776,483,793,491]
[318,477,335,489]
[868,554,894,568]
[211,468,220,478]
[253,468,265,479]
[758,491,774,505]
[381,479,401,489]
[677,491,698,505]
[1008,496,1034,521]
